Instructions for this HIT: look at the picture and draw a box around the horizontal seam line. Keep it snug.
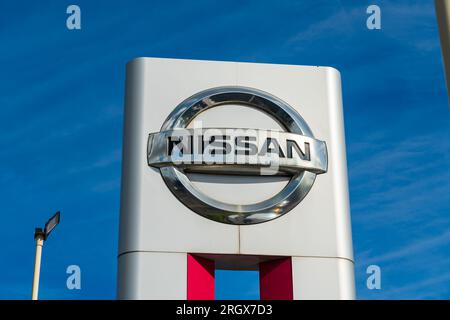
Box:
[118,250,354,263]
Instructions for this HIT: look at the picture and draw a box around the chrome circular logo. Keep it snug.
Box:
[147,86,328,225]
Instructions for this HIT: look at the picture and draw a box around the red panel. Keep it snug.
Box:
[187,254,215,300]
[259,257,293,300]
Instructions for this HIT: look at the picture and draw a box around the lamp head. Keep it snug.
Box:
[43,211,60,240]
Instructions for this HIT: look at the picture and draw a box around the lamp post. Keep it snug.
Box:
[31,211,60,300]
[435,0,450,104]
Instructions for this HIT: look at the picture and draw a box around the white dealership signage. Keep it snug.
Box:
[117,58,355,300]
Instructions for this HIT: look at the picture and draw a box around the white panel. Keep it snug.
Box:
[292,257,355,300]
[117,252,187,300]
[188,104,284,131]
[188,174,289,205]
[118,58,355,300]
[119,58,240,255]
[236,63,353,260]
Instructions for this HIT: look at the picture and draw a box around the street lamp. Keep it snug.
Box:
[31,211,60,300]
[435,0,450,104]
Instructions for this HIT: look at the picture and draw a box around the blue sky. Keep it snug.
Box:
[0,0,449,299]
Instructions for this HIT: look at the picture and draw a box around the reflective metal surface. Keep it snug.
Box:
[148,86,328,225]
[147,128,327,175]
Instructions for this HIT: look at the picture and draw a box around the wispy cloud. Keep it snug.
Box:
[364,229,450,266]
[91,178,121,193]
[376,271,450,300]
[68,148,122,175]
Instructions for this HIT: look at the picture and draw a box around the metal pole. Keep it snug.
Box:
[435,0,450,104]
[31,229,44,300]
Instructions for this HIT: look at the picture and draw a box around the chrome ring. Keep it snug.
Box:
[157,86,325,225]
